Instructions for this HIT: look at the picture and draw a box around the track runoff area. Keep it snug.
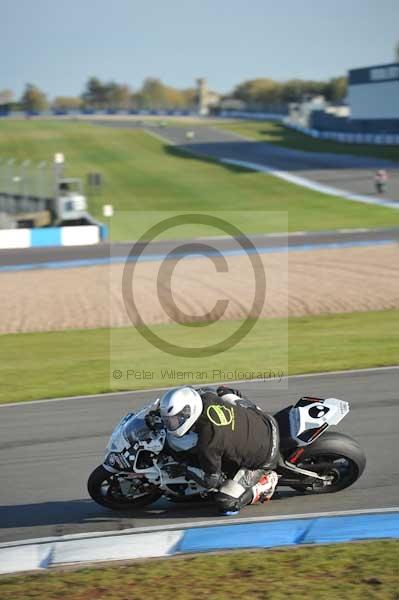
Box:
[0,367,398,572]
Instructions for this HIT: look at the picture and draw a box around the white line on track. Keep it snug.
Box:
[143,126,399,209]
[338,228,370,233]
[1,506,398,548]
[222,158,399,209]
[144,127,177,145]
[1,366,398,409]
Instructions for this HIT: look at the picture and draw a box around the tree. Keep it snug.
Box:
[161,84,195,109]
[81,77,107,109]
[80,76,197,111]
[20,84,48,112]
[105,82,131,109]
[233,78,283,106]
[325,76,347,102]
[81,78,132,109]
[181,88,197,108]
[281,80,304,102]
[137,78,167,108]
[231,76,347,106]
[0,89,13,105]
[52,96,82,111]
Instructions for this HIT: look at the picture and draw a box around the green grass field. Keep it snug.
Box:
[1,309,397,404]
[1,120,399,240]
[219,119,399,163]
[1,541,398,600]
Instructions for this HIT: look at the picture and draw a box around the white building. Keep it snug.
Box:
[348,62,399,121]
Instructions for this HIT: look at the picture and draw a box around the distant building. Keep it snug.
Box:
[196,78,220,115]
[348,62,399,125]
[293,62,399,135]
[288,95,327,127]
[324,104,349,118]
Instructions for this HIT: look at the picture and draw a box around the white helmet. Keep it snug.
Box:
[159,387,203,437]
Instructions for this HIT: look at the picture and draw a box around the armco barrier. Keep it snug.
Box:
[220,110,285,121]
[219,111,399,145]
[284,121,399,146]
[0,510,398,575]
[0,225,104,249]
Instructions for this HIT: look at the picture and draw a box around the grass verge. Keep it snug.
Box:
[1,540,398,600]
[218,119,399,163]
[1,120,399,240]
[0,309,397,404]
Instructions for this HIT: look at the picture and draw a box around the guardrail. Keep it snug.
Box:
[220,110,285,121]
[218,111,399,146]
[0,109,199,118]
[284,121,399,146]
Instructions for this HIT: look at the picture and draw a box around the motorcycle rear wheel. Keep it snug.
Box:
[88,465,162,510]
[288,432,366,494]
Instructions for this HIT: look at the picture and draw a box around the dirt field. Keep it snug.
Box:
[1,244,398,334]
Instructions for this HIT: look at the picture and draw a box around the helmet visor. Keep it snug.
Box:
[162,404,191,432]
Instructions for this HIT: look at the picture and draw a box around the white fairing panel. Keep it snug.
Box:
[221,393,242,405]
[289,398,350,446]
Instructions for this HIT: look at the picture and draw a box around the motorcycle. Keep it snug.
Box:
[88,393,366,510]
[375,180,387,194]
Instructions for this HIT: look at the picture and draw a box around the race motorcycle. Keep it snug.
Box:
[87,392,366,510]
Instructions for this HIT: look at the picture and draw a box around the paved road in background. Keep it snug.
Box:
[1,228,399,268]
[1,368,398,543]
[95,119,399,200]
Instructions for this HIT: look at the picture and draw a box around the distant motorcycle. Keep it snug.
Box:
[88,394,366,510]
[375,170,388,194]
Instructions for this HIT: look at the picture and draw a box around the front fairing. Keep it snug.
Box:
[103,412,135,471]
[103,402,164,472]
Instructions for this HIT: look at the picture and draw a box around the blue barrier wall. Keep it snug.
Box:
[310,110,399,134]
[179,512,399,553]
[31,227,61,247]
[0,225,104,249]
[1,510,398,574]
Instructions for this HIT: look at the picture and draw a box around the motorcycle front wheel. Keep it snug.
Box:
[87,465,162,510]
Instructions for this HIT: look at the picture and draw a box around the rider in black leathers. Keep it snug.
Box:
[159,385,279,515]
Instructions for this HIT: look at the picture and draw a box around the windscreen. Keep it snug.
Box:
[123,413,150,444]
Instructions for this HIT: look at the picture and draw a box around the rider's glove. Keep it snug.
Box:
[186,467,225,490]
[167,463,188,478]
[145,411,163,430]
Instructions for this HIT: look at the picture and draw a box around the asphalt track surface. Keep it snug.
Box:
[0,368,398,543]
[1,228,399,269]
[97,119,399,200]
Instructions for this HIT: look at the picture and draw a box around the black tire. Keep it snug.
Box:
[166,493,211,503]
[289,432,366,494]
[87,465,162,510]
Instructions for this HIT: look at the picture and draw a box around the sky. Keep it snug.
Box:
[1,0,399,99]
